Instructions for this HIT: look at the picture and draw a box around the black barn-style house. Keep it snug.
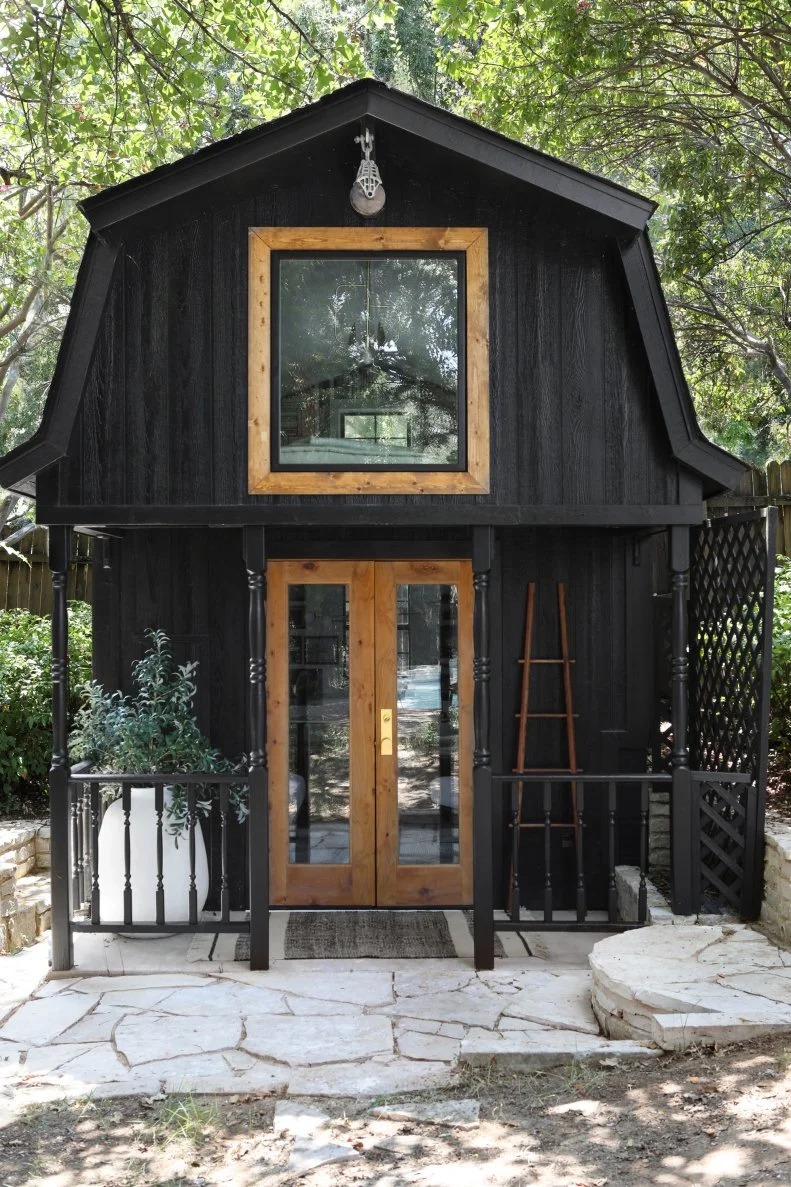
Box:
[0,80,775,972]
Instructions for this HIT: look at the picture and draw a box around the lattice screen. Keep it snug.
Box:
[689,510,776,916]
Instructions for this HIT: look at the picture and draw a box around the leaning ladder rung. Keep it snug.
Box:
[518,658,576,664]
[513,767,582,774]
[511,821,577,830]
[515,712,580,719]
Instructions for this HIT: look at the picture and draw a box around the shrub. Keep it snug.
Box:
[70,629,247,835]
[0,601,92,814]
[771,557,791,777]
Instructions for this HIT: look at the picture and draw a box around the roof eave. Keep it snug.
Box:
[0,233,119,494]
[80,81,655,235]
[618,233,746,497]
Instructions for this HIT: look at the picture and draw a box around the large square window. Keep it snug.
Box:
[248,229,489,495]
[274,254,463,470]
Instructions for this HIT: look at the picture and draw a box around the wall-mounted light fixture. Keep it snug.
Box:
[350,125,385,216]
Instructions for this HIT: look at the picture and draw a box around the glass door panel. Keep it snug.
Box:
[375,560,473,906]
[268,560,375,906]
[288,583,351,865]
[396,584,460,865]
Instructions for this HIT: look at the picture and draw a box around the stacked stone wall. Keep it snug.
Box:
[760,822,791,948]
[648,789,670,874]
[0,821,51,953]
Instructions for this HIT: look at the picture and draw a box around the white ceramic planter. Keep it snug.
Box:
[97,786,209,924]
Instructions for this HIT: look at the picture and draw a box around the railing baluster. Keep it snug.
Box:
[510,781,521,924]
[639,781,649,923]
[76,786,85,907]
[575,784,586,922]
[90,785,100,924]
[81,787,91,907]
[220,785,230,924]
[155,783,165,926]
[70,782,80,909]
[188,787,197,926]
[608,781,617,922]
[543,781,552,922]
[122,784,132,926]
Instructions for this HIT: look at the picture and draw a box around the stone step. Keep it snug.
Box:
[1,871,51,953]
[0,820,50,878]
[458,1030,659,1069]
[590,924,791,1053]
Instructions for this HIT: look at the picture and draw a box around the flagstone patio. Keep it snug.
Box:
[0,929,660,1118]
[8,921,791,1119]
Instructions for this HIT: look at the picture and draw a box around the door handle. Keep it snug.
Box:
[380,709,393,756]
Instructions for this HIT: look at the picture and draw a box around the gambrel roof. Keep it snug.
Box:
[0,78,744,498]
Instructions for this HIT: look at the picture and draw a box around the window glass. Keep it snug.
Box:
[275,255,461,469]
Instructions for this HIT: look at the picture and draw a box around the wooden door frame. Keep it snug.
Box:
[374,559,474,906]
[267,559,376,905]
[267,557,473,907]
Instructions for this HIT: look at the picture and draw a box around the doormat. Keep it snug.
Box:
[230,910,505,961]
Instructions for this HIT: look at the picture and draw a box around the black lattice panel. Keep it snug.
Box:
[690,511,775,916]
[698,778,748,910]
[690,516,768,774]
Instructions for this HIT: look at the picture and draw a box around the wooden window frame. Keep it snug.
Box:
[248,228,489,495]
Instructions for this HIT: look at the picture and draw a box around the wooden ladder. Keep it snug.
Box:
[509,582,581,910]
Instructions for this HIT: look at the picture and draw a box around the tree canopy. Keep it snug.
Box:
[1,0,790,487]
[437,0,791,461]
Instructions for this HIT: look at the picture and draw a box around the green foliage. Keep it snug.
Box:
[435,0,791,461]
[0,601,91,813]
[0,2,446,455]
[771,557,791,772]
[70,629,247,834]
[0,0,378,450]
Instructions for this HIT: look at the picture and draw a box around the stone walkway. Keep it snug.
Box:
[0,933,658,1118]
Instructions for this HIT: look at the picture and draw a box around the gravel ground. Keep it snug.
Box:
[3,1034,791,1185]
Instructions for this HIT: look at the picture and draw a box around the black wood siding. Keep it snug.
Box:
[42,127,693,517]
[91,523,655,910]
[494,527,656,908]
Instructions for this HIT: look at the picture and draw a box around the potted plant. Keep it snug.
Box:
[70,630,247,924]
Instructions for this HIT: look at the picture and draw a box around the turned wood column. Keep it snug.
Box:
[472,527,495,970]
[670,525,696,915]
[49,525,74,971]
[244,526,269,970]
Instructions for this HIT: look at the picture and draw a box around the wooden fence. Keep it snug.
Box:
[709,460,791,556]
[0,528,93,614]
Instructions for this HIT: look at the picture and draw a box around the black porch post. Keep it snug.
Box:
[244,526,269,970]
[49,525,74,971]
[669,525,696,915]
[472,526,495,970]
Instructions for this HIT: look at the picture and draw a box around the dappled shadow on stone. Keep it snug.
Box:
[1,1034,791,1184]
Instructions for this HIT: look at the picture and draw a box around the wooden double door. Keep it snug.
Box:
[267,559,473,906]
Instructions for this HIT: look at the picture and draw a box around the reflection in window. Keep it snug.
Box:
[288,584,350,865]
[396,584,460,865]
[275,255,462,469]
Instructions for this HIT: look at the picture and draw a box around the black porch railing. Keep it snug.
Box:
[472,768,754,965]
[493,771,667,931]
[66,768,251,934]
[48,524,269,971]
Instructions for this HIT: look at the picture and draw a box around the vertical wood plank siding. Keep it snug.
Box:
[97,523,654,912]
[94,527,249,910]
[497,526,655,910]
[42,131,689,516]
